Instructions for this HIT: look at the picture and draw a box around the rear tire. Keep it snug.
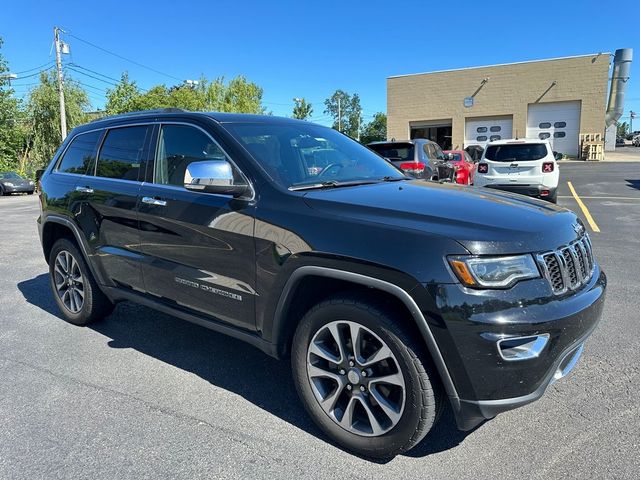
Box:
[49,238,114,325]
[548,190,558,204]
[291,294,442,458]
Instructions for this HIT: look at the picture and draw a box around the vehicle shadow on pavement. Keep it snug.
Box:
[18,273,475,461]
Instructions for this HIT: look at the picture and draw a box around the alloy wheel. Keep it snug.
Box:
[53,250,85,314]
[306,320,406,437]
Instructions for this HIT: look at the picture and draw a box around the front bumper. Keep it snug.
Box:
[3,184,35,193]
[424,265,606,430]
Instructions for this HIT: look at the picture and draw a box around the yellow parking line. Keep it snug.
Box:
[567,181,600,233]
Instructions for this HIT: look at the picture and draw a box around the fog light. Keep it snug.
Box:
[497,334,550,361]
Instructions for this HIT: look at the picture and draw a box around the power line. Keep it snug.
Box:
[65,65,120,87]
[10,66,55,80]
[13,61,55,75]
[68,63,122,84]
[65,32,183,82]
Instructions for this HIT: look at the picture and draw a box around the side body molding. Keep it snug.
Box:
[272,266,461,411]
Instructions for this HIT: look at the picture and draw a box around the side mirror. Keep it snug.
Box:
[35,169,45,181]
[184,160,249,198]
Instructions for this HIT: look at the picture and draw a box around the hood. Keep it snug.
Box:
[303,180,582,255]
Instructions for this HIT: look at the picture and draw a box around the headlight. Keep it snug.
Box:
[4,182,14,187]
[29,180,34,185]
[448,254,540,288]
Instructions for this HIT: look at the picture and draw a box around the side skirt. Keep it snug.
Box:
[103,286,278,358]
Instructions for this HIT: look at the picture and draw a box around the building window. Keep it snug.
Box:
[490,126,501,132]
[539,132,551,140]
[490,135,501,141]
[476,127,487,133]
[476,136,487,141]
[554,132,566,138]
[539,122,551,129]
[554,121,567,128]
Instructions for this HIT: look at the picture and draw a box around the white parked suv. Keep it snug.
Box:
[474,139,560,203]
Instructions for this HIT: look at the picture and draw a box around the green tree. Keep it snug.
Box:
[0,37,26,173]
[617,121,629,138]
[323,90,361,138]
[360,112,387,144]
[292,98,313,120]
[105,75,266,114]
[26,71,90,169]
[104,72,143,115]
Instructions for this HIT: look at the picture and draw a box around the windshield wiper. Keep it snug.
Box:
[289,179,380,191]
[379,175,410,182]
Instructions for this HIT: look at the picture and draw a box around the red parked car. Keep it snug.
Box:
[443,150,476,185]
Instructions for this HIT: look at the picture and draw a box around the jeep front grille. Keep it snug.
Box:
[537,235,595,295]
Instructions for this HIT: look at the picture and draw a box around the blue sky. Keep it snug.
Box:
[1,0,639,128]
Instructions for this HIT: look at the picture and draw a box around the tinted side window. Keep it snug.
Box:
[57,131,102,174]
[95,126,149,180]
[155,124,240,186]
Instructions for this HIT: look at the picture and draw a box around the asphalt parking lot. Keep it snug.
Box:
[1,161,639,479]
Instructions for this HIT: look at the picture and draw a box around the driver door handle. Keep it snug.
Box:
[75,186,94,194]
[141,196,167,207]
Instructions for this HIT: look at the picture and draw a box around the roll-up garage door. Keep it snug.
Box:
[527,101,581,156]
[464,116,513,150]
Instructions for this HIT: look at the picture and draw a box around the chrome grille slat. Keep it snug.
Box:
[537,234,596,295]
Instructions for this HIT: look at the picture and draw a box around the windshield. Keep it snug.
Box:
[0,172,23,179]
[484,143,548,162]
[225,123,405,189]
[367,143,414,162]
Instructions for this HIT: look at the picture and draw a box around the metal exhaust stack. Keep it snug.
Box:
[605,48,633,127]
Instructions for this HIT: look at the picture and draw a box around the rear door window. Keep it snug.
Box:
[368,143,414,162]
[484,143,548,162]
[57,130,103,174]
[95,126,150,181]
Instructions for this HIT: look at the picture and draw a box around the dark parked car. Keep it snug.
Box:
[38,109,606,458]
[367,138,448,180]
[0,171,35,195]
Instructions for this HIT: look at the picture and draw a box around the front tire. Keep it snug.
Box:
[49,238,114,325]
[291,295,442,458]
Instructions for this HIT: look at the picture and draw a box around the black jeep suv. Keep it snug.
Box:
[38,109,606,458]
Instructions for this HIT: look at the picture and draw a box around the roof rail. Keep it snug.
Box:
[91,108,188,122]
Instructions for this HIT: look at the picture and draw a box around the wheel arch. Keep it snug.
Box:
[41,215,106,285]
[270,266,461,409]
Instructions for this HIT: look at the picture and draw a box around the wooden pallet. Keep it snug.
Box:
[579,133,604,161]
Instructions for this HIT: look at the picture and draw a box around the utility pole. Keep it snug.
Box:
[338,96,342,132]
[631,111,636,134]
[54,27,67,140]
[357,109,361,142]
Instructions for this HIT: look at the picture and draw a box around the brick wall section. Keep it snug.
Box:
[387,54,610,149]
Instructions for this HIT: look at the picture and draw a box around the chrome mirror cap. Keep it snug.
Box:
[184,160,234,190]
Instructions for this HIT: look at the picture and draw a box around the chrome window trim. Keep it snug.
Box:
[151,121,256,201]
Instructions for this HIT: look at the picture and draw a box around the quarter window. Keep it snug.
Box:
[476,127,487,133]
[554,121,567,128]
[57,131,102,174]
[539,132,551,140]
[539,122,551,129]
[489,126,501,132]
[95,126,149,180]
[554,132,566,138]
[155,124,241,187]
